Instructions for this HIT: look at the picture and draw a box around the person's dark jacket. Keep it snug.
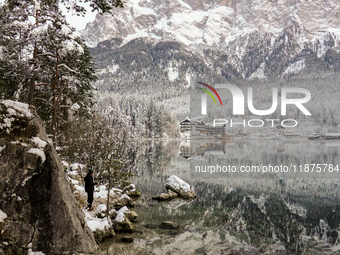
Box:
[84,174,97,193]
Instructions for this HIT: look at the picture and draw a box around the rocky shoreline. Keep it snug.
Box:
[0,100,198,253]
[67,168,196,244]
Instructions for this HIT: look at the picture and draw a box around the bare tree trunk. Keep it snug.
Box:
[63,97,69,136]
[52,52,59,142]
[28,45,37,105]
[106,182,111,219]
[29,10,39,105]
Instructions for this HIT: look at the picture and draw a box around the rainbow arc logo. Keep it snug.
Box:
[195,82,222,106]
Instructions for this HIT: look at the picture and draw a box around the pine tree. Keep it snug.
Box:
[0,0,96,142]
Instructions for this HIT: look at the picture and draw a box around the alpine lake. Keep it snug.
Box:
[99,139,340,255]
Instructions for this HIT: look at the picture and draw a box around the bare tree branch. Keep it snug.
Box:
[57,64,79,74]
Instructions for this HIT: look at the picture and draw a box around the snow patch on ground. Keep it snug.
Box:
[166,175,191,192]
[84,210,112,231]
[62,161,70,168]
[126,183,135,189]
[70,163,85,171]
[94,185,122,199]
[27,148,46,163]
[68,170,79,176]
[68,177,79,185]
[74,184,85,194]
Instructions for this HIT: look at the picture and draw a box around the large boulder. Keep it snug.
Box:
[0,100,99,254]
[165,175,197,199]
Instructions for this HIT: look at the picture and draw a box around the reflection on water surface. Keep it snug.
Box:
[100,140,340,255]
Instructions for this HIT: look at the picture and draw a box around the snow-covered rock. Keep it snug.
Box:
[123,184,141,197]
[27,148,46,163]
[165,175,197,199]
[114,194,135,208]
[31,137,47,148]
[112,206,134,231]
[1,100,32,117]
[166,175,191,192]
[122,183,135,192]
[27,249,45,255]
[84,210,114,242]
[95,204,107,218]
[115,206,130,223]
[85,216,111,232]
[0,209,7,223]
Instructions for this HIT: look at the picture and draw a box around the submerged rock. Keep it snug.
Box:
[152,190,179,201]
[121,236,134,242]
[0,100,99,254]
[160,221,178,229]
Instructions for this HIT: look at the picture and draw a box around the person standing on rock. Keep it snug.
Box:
[84,170,97,211]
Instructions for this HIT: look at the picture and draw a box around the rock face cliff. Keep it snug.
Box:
[0,100,99,254]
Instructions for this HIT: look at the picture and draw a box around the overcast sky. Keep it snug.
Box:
[0,0,97,31]
[60,3,97,31]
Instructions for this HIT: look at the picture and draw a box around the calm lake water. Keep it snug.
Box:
[99,140,340,255]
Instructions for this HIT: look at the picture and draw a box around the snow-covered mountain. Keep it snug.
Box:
[83,0,340,51]
[82,0,340,120]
